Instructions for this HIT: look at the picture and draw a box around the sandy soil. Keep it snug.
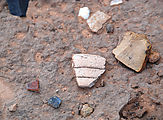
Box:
[0,0,163,120]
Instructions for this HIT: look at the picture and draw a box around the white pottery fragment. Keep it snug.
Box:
[87,11,110,32]
[72,54,106,88]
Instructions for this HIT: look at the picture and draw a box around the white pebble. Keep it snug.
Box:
[78,7,90,20]
[110,0,123,6]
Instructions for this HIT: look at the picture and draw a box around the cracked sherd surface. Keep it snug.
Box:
[72,54,106,88]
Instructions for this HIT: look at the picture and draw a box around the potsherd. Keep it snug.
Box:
[72,54,106,88]
[48,96,62,109]
[112,32,151,72]
[87,11,110,32]
[26,79,40,92]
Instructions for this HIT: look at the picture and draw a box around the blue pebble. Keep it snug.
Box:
[48,96,61,109]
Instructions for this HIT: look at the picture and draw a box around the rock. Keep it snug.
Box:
[95,79,105,88]
[121,118,126,120]
[72,54,106,88]
[8,104,18,112]
[87,11,111,32]
[56,89,59,93]
[71,111,75,115]
[106,24,114,33]
[112,32,151,72]
[48,96,62,109]
[42,99,48,104]
[0,0,7,12]
[80,104,94,117]
[110,0,123,6]
[78,7,90,20]
[26,79,40,92]
[158,69,163,77]
[135,108,147,118]
[98,117,106,120]
[131,83,139,89]
[148,50,160,63]
[120,97,148,119]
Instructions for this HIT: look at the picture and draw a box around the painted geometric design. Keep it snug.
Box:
[72,54,106,88]
[26,79,40,92]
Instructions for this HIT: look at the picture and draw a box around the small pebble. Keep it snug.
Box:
[131,83,139,89]
[56,89,59,93]
[158,69,163,77]
[96,80,105,88]
[48,96,61,109]
[8,104,17,112]
[110,0,123,6]
[121,118,126,120]
[148,50,160,63]
[80,104,94,117]
[78,7,90,20]
[42,99,48,104]
[98,118,105,120]
[62,87,67,91]
[106,24,114,33]
[72,111,75,115]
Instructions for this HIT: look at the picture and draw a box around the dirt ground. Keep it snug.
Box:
[0,0,163,120]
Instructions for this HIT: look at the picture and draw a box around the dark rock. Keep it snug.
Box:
[120,97,148,119]
[131,83,139,89]
[106,24,114,33]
